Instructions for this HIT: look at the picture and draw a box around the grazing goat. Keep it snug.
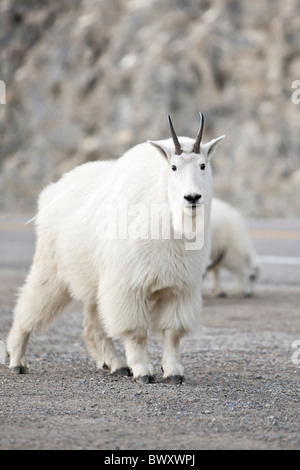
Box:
[207,198,260,297]
[7,114,224,384]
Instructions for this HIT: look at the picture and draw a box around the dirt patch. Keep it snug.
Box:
[0,271,299,450]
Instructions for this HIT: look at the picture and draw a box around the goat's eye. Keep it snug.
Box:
[200,163,206,170]
[171,165,177,171]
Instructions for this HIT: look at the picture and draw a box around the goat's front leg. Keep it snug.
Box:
[123,331,154,384]
[162,329,185,384]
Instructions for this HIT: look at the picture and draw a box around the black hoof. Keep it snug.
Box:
[163,375,185,384]
[102,363,109,370]
[11,365,28,375]
[217,292,227,298]
[135,375,156,384]
[112,367,131,376]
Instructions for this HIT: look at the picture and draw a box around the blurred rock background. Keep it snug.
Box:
[0,0,299,217]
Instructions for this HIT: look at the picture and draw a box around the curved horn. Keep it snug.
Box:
[168,114,182,155]
[193,112,204,154]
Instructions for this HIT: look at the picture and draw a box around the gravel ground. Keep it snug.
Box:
[0,269,299,450]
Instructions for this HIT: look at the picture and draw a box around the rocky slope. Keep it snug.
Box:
[0,0,299,217]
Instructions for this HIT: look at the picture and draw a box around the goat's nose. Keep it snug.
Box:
[184,194,202,204]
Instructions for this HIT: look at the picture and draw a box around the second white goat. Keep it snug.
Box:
[207,198,260,297]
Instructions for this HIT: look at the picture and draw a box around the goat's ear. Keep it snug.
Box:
[148,140,171,161]
[201,135,225,160]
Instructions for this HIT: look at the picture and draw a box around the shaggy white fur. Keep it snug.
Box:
[7,118,224,383]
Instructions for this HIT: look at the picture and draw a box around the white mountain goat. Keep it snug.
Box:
[206,198,260,297]
[7,114,224,384]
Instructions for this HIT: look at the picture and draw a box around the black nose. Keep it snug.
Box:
[184,194,202,204]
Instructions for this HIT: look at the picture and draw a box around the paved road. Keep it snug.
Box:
[248,219,300,286]
[0,213,299,451]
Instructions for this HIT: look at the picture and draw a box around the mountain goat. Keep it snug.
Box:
[7,114,224,384]
[207,198,260,297]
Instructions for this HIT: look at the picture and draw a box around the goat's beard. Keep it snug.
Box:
[171,203,205,249]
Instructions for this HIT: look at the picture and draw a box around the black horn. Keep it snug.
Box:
[193,112,204,154]
[168,114,182,155]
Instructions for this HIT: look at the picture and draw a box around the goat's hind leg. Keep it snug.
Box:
[83,303,130,376]
[7,260,71,374]
[212,268,227,297]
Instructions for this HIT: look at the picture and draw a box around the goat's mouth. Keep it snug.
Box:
[183,203,204,214]
[184,202,203,208]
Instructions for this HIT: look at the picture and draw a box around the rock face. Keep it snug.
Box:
[0,0,300,216]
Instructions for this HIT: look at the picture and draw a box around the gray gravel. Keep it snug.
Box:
[0,268,299,450]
